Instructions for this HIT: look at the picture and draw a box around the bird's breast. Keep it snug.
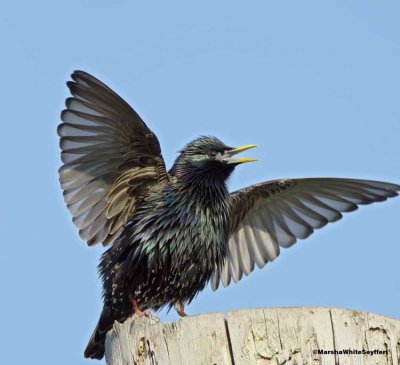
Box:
[112,184,231,306]
[130,185,230,276]
[166,193,230,270]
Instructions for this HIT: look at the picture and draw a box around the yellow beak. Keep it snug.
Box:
[223,144,258,164]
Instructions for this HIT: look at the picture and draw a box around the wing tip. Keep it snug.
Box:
[71,69,90,80]
[66,80,76,91]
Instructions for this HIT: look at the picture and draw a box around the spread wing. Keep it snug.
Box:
[58,71,169,246]
[211,178,400,290]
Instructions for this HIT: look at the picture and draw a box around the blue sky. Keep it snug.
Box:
[1,1,399,364]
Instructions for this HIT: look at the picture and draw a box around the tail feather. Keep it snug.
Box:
[84,323,107,359]
[84,305,132,359]
[84,306,114,359]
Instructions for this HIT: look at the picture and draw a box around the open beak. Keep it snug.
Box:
[222,144,258,164]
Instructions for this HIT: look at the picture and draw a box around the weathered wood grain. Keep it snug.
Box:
[105,312,233,365]
[105,307,400,365]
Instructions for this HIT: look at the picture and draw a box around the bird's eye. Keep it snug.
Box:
[208,151,217,158]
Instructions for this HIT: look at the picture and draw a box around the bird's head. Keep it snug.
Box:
[170,136,257,186]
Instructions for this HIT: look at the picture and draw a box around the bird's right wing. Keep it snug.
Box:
[58,71,169,246]
[211,178,400,290]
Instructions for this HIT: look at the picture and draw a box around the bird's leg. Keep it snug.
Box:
[130,298,159,319]
[130,298,144,317]
[174,301,188,317]
[177,309,187,317]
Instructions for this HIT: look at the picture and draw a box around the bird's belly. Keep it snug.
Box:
[131,220,228,309]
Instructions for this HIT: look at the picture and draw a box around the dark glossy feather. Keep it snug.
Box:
[58,71,400,360]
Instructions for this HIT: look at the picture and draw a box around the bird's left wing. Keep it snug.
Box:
[211,178,400,290]
[58,71,169,246]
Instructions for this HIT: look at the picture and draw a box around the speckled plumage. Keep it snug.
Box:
[58,71,400,360]
[104,146,231,303]
[85,136,235,359]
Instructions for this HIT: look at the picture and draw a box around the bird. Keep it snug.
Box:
[57,70,399,360]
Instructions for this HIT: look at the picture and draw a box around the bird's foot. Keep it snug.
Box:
[130,298,144,317]
[132,309,145,319]
[130,299,159,321]
[131,298,143,317]
[174,301,188,318]
[176,309,188,317]
[132,311,156,318]
[131,309,160,325]
[143,309,160,320]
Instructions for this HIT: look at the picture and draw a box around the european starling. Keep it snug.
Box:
[58,71,400,360]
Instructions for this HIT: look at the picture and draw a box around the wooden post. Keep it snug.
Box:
[105,307,400,365]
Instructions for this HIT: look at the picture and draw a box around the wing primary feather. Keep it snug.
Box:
[220,258,231,288]
[248,210,280,261]
[210,269,220,291]
[67,188,108,216]
[242,216,265,268]
[269,206,300,242]
[236,227,253,276]
[299,193,343,222]
[63,179,106,205]
[228,232,242,283]
[285,195,329,229]
[72,199,108,229]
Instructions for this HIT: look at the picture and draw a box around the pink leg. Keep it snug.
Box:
[130,298,143,317]
[130,298,159,319]
[174,301,188,317]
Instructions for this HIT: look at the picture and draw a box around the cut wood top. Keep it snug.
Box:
[105,307,400,365]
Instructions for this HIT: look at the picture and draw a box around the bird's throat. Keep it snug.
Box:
[175,170,230,208]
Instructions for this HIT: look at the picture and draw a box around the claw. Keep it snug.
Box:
[130,298,159,320]
[143,309,159,320]
[174,301,188,318]
[177,309,187,317]
[130,298,143,316]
